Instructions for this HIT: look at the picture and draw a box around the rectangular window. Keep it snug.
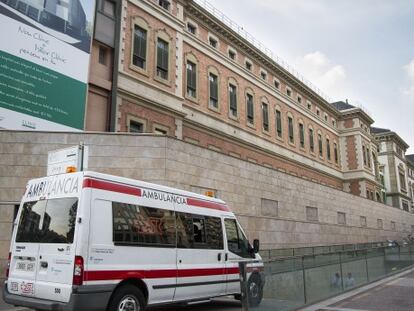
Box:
[338,212,346,225]
[262,103,269,131]
[391,221,396,231]
[309,129,314,152]
[367,149,371,167]
[246,94,254,124]
[129,120,144,133]
[186,61,197,98]
[99,46,107,65]
[274,80,280,89]
[159,0,170,10]
[402,201,409,211]
[299,123,305,148]
[229,84,237,116]
[261,199,278,217]
[176,214,224,249]
[113,203,175,247]
[286,88,292,97]
[245,61,252,71]
[288,117,294,143]
[360,216,367,227]
[228,50,236,60]
[133,25,147,69]
[260,71,267,80]
[306,206,318,222]
[334,143,338,163]
[326,138,331,160]
[318,134,323,157]
[400,172,407,191]
[209,37,218,48]
[276,110,282,138]
[209,73,218,108]
[103,0,115,17]
[225,219,252,259]
[377,218,383,229]
[16,198,78,244]
[297,96,302,104]
[362,146,367,165]
[156,38,169,80]
[187,23,196,34]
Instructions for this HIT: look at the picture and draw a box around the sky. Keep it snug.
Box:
[80,0,96,22]
[206,0,414,153]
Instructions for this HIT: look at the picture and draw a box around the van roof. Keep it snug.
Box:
[83,171,227,205]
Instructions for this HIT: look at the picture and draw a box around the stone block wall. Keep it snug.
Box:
[1,130,413,276]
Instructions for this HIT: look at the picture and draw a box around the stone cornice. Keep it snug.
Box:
[339,108,374,125]
[185,1,340,118]
[373,131,409,150]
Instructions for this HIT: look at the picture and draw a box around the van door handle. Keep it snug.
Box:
[40,261,48,269]
[225,253,228,261]
[57,248,64,252]
[217,253,222,262]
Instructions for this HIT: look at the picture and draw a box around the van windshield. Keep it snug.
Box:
[16,198,78,244]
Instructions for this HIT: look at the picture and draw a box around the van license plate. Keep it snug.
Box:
[16,262,35,272]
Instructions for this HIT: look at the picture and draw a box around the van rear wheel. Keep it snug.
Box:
[109,285,146,311]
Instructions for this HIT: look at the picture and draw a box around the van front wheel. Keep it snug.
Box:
[109,285,146,311]
[248,274,263,307]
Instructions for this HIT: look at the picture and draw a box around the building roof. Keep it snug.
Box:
[371,127,391,134]
[407,154,414,166]
[372,127,410,149]
[331,101,356,111]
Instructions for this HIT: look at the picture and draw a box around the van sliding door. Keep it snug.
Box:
[174,210,226,301]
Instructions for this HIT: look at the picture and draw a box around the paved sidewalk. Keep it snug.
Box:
[300,268,414,311]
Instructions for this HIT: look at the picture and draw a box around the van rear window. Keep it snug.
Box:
[16,198,78,244]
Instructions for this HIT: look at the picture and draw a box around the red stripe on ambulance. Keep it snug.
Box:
[83,178,142,196]
[85,267,240,281]
[187,198,230,212]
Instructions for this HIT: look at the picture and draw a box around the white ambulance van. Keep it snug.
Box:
[4,171,265,311]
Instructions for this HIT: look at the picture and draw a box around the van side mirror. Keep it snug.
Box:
[253,239,260,253]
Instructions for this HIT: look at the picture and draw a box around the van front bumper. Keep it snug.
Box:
[3,281,114,311]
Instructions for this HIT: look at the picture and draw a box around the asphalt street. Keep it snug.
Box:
[0,295,242,311]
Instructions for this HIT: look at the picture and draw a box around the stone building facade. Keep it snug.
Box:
[373,128,414,211]
[1,131,413,277]
[105,0,386,201]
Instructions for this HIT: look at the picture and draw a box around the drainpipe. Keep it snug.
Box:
[110,0,122,132]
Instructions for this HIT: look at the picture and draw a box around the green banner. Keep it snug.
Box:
[0,50,86,130]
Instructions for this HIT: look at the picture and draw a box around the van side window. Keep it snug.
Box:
[224,218,252,258]
[112,202,175,247]
[176,213,223,250]
[193,218,206,243]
